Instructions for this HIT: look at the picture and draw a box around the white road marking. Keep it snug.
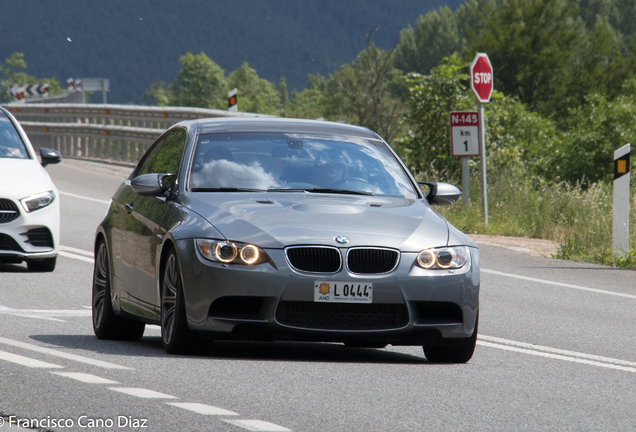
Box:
[59,245,94,257]
[59,191,110,205]
[0,337,130,370]
[0,350,63,369]
[109,387,177,399]
[51,372,119,384]
[482,268,636,300]
[166,402,238,416]
[480,335,636,368]
[478,341,636,373]
[0,306,91,319]
[58,251,94,264]
[14,314,66,322]
[223,419,292,432]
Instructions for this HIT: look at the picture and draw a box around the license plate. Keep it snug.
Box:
[314,281,373,303]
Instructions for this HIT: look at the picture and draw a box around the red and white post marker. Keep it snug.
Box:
[470,53,493,223]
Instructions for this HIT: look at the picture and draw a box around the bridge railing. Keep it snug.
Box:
[2,103,266,165]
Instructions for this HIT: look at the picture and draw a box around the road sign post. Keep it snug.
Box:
[450,111,480,206]
[470,53,493,223]
[613,143,631,256]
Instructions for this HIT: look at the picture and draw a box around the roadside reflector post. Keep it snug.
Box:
[449,111,480,207]
[613,143,631,256]
[228,88,238,112]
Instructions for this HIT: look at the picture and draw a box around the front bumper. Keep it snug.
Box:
[0,197,59,262]
[176,239,480,346]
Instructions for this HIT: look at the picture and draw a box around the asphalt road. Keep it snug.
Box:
[1,159,636,432]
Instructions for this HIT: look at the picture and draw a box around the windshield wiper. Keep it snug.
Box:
[191,187,266,192]
[308,188,374,196]
[267,188,374,196]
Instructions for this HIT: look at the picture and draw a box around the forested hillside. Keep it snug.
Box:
[3,0,636,265]
[0,0,459,103]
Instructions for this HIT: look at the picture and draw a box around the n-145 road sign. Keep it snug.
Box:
[450,111,480,157]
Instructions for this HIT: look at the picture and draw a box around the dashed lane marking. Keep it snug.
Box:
[0,337,130,370]
[51,372,119,384]
[59,245,94,257]
[166,402,238,416]
[223,419,292,431]
[58,191,110,205]
[109,387,178,399]
[482,268,636,300]
[59,251,94,264]
[0,350,63,369]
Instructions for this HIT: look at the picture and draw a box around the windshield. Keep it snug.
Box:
[189,132,417,198]
[0,111,29,159]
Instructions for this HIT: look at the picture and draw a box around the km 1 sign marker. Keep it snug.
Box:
[470,53,493,223]
[450,111,480,206]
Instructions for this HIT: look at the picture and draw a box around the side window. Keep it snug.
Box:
[135,129,187,177]
[148,129,187,174]
[135,135,167,177]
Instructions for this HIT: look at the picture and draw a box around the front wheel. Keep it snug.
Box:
[92,240,145,340]
[161,248,198,354]
[423,312,478,363]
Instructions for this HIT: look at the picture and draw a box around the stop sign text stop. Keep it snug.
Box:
[470,53,493,103]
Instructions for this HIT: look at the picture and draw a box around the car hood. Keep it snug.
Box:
[0,158,57,199]
[182,192,458,251]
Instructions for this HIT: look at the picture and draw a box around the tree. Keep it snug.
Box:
[143,52,227,109]
[227,62,280,115]
[393,7,462,74]
[464,0,585,117]
[323,31,406,144]
[0,52,63,103]
[172,52,227,109]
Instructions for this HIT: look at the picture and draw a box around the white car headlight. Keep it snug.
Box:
[20,190,56,213]
[196,239,268,265]
[416,246,470,270]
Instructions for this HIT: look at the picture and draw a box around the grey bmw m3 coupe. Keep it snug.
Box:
[92,117,480,363]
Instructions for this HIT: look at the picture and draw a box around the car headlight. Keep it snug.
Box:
[196,239,269,265]
[416,246,470,270]
[20,190,56,213]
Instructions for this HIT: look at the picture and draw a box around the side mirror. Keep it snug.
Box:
[418,182,461,206]
[131,173,176,196]
[40,148,62,167]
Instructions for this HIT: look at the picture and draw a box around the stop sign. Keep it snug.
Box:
[470,53,493,103]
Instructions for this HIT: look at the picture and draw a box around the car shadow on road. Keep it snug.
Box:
[0,263,28,273]
[30,334,429,364]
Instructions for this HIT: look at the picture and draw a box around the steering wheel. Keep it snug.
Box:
[329,177,372,188]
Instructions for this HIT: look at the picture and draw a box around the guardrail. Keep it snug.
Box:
[2,103,266,165]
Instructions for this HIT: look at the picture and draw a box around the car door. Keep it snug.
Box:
[117,128,187,314]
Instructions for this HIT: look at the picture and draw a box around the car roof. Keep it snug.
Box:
[190,117,381,140]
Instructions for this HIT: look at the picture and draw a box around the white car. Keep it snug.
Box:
[0,106,61,272]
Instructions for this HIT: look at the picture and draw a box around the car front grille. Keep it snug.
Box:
[21,227,54,248]
[0,234,24,252]
[0,199,20,224]
[285,247,341,273]
[347,248,399,274]
[275,301,409,330]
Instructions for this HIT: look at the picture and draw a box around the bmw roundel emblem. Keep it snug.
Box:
[335,236,350,244]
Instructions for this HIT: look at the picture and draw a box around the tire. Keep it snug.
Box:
[27,257,56,272]
[423,312,478,364]
[161,248,198,354]
[92,240,145,341]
